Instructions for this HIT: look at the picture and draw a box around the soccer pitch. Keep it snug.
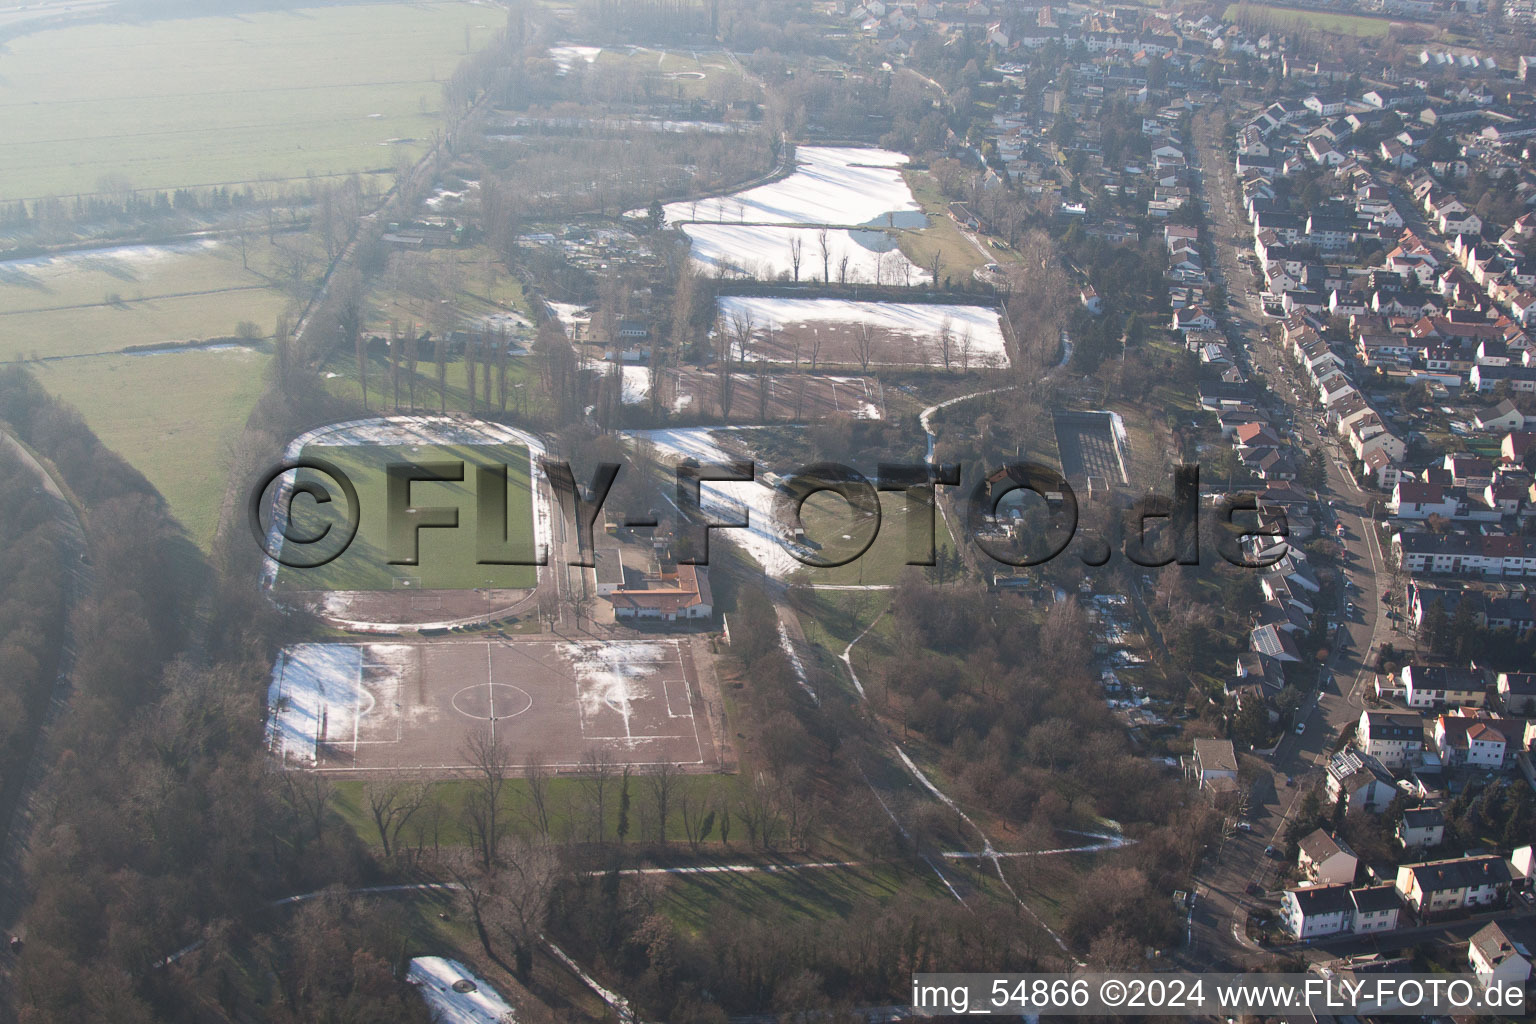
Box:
[273,442,538,592]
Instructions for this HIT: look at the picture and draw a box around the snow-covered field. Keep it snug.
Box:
[717,296,1010,368]
[663,147,930,283]
[628,428,802,579]
[266,643,413,764]
[665,147,919,227]
[681,222,929,285]
[408,957,517,1024]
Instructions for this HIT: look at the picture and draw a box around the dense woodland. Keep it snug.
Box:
[0,445,67,814]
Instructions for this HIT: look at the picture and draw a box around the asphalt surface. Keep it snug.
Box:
[1178,107,1402,969]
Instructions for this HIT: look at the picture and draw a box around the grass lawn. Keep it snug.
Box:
[1222,1,1395,35]
[0,238,297,359]
[366,245,532,335]
[324,350,553,422]
[898,169,998,281]
[31,345,269,548]
[0,2,501,201]
[273,441,537,591]
[659,857,945,931]
[792,489,959,587]
[332,774,742,849]
[587,45,751,102]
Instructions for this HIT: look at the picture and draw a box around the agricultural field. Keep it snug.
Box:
[0,235,304,548]
[31,345,268,548]
[1222,1,1395,35]
[0,1,503,201]
[0,237,297,358]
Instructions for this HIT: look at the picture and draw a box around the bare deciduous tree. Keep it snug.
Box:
[523,750,552,839]
[460,731,513,867]
[855,321,875,373]
[579,747,617,844]
[487,837,562,981]
[365,775,429,859]
[644,762,678,844]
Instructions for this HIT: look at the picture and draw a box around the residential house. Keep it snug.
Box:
[1395,855,1514,916]
[1300,829,1360,885]
[1358,710,1425,768]
[1403,665,1487,709]
[1434,710,1524,770]
[1497,672,1536,716]
[1351,885,1404,933]
[1192,737,1239,790]
[1398,806,1447,851]
[1326,750,1397,813]
[1469,921,1532,989]
[1282,883,1354,939]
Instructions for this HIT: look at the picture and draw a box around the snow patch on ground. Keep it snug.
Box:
[776,618,818,704]
[265,643,408,765]
[408,957,517,1024]
[547,44,601,74]
[619,364,651,405]
[627,428,802,580]
[566,642,671,742]
[425,180,478,209]
[0,238,220,282]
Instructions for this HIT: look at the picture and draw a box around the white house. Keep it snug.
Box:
[1299,829,1359,885]
[1326,750,1397,813]
[1350,885,1403,933]
[1396,855,1514,915]
[1358,710,1424,768]
[1402,665,1487,709]
[1192,738,1238,791]
[1398,806,1446,851]
[601,563,714,621]
[1282,883,1353,939]
[1469,922,1532,990]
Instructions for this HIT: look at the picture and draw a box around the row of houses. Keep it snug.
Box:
[1283,848,1520,938]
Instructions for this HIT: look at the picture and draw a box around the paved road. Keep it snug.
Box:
[1181,106,1397,969]
[0,434,92,1013]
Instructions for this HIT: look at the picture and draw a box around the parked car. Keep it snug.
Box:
[1264,845,1282,859]
[1295,722,1306,735]
[1236,821,1253,832]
